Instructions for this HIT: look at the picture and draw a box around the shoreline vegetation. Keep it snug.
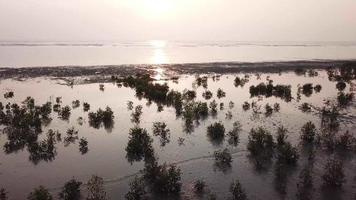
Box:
[0,63,355,200]
[0,60,355,81]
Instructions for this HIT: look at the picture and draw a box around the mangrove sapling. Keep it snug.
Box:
[301,83,314,97]
[214,148,232,169]
[216,88,226,99]
[3,91,14,99]
[219,103,224,110]
[27,186,53,200]
[0,188,8,200]
[229,101,234,109]
[28,130,57,164]
[131,105,143,124]
[300,121,317,143]
[242,102,250,111]
[88,107,114,129]
[99,84,105,91]
[273,103,280,112]
[225,111,233,120]
[195,76,208,88]
[336,131,355,150]
[83,102,90,112]
[300,103,312,112]
[264,104,273,117]
[152,122,170,146]
[127,101,134,110]
[234,76,249,87]
[59,179,82,200]
[336,81,346,91]
[143,161,182,194]
[307,69,318,77]
[125,176,147,200]
[227,121,242,146]
[166,90,183,115]
[59,106,71,120]
[276,142,299,165]
[72,100,80,109]
[177,137,185,146]
[296,167,314,200]
[249,82,292,102]
[202,90,213,100]
[183,90,197,100]
[207,122,225,143]
[125,127,154,163]
[322,159,345,187]
[230,180,247,200]
[86,175,107,200]
[276,126,288,146]
[337,92,354,107]
[193,179,206,194]
[209,100,218,115]
[63,127,79,147]
[314,84,322,93]
[79,138,89,154]
[247,127,275,165]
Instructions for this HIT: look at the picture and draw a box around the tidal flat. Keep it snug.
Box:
[0,64,355,200]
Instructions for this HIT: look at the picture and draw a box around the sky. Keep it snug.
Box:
[0,0,355,42]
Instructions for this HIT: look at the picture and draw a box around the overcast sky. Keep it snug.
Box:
[0,0,355,42]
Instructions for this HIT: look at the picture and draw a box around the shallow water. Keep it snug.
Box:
[1,41,356,67]
[0,69,355,200]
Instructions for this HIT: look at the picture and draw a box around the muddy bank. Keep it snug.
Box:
[0,60,355,80]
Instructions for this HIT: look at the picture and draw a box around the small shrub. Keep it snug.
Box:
[322,159,345,187]
[131,105,143,124]
[207,122,225,141]
[230,180,247,200]
[27,186,53,200]
[300,121,317,143]
[86,175,107,200]
[59,179,82,200]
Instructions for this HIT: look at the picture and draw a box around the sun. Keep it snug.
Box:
[123,0,177,19]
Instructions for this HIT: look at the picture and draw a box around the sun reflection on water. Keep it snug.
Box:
[150,40,169,65]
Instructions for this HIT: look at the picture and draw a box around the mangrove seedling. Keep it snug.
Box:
[229,101,235,109]
[63,127,79,146]
[300,103,312,112]
[59,106,71,120]
[209,100,218,114]
[214,148,232,166]
[302,83,314,97]
[27,186,53,200]
[86,175,107,200]
[314,84,322,93]
[230,180,247,200]
[265,104,273,117]
[322,159,345,187]
[59,178,82,200]
[127,101,134,110]
[247,127,274,161]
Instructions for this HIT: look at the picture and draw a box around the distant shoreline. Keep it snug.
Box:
[0,59,355,80]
